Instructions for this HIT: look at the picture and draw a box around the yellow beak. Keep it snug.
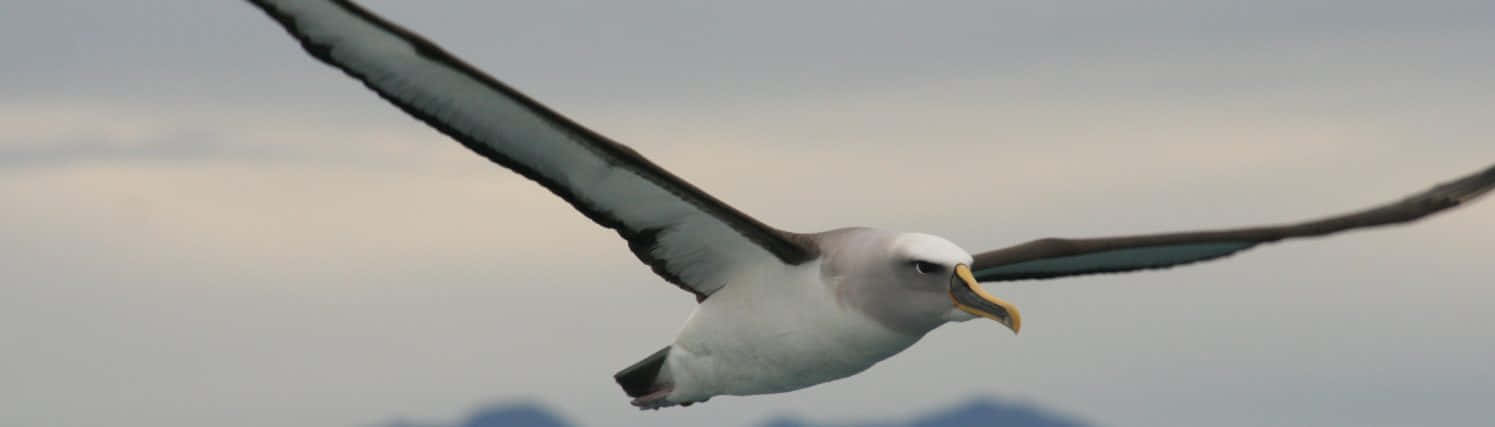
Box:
[950,264,1022,334]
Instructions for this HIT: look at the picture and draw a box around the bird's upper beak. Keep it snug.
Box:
[950,264,1022,334]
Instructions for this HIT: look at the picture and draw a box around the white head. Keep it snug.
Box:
[820,229,1022,336]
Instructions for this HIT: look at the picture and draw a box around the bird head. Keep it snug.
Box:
[886,233,1022,334]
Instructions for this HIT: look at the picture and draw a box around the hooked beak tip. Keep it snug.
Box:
[951,264,1023,335]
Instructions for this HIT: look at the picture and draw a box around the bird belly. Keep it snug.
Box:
[661,263,922,402]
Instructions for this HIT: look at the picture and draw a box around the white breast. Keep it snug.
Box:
[662,260,924,402]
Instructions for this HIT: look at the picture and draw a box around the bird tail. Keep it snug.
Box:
[614,346,671,398]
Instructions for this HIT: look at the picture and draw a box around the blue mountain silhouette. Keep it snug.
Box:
[461,404,573,427]
[384,396,1093,427]
[902,398,1092,427]
[759,397,1093,427]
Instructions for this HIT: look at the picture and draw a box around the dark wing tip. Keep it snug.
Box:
[1420,163,1495,205]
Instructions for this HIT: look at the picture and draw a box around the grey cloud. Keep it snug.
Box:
[5,1,1494,103]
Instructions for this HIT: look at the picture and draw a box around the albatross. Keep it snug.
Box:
[244,0,1495,410]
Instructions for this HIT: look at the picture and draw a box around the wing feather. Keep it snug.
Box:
[972,164,1495,282]
[246,0,818,299]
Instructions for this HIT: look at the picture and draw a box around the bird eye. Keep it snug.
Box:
[913,261,941,275]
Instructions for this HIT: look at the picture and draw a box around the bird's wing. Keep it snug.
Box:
[246,0,817,299]
[971,164,1495,282]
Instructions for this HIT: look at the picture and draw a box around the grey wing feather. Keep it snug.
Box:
[244,0,817,300]
[971,163,1495,282]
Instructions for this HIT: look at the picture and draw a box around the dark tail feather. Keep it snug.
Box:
[614,346,671,398]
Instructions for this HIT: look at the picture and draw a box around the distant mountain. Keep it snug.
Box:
[904,398,1092,427]
[461,404,573,427]
[762,397,1095,427]
[756,416,818,427]
[380,396,1093,427]
[383,402,574,427]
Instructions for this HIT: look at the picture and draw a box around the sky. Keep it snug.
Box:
[2,1,1493,426]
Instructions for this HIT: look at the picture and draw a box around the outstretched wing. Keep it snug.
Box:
[246,0,817,299]
[971,164,1495,282]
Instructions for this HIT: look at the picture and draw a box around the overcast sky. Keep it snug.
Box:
[3,1,1493,427]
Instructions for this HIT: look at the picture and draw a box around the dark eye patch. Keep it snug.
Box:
[913,261,941,274]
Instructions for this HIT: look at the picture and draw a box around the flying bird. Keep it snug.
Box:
[244,0,1495,410]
